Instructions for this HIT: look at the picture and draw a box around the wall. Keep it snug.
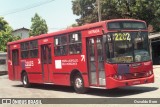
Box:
[12,29,29,39]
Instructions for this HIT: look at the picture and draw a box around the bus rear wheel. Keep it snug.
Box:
[73,74,87,94]
[22,73,30,88]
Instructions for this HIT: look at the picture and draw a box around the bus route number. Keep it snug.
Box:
[113,33,131,41]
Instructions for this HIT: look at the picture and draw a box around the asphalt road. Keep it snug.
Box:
[0,66,160,107]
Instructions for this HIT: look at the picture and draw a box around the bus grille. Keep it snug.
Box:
[124,72,146,80]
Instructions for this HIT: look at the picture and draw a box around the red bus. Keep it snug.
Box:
[7,19,154,93]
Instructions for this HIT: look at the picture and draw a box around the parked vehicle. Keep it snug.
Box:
[0,52,7,75]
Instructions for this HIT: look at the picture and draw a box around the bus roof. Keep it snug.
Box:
[106,19,145,23]
[7,19,145,45]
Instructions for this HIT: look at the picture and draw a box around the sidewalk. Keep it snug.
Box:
[153,65,160,69]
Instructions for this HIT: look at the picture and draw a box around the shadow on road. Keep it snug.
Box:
[13,84,75,93]
[13,84,158,97]
[87,86,158,97]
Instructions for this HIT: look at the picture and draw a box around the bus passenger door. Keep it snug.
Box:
[12,49,19,80]
[41,44,52,83]
[87,37,106,86]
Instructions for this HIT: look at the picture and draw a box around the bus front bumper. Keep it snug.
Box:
[106,74,154,89]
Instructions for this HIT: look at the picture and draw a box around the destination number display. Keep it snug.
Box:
[113,33,131,41]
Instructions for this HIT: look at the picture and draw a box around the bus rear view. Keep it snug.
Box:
[104,20,154,89]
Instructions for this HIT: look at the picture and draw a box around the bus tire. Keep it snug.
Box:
[22,72,30,88]
[73,74,87,94]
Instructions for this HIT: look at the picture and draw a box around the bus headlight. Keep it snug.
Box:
[146,72,149,76]
[118,75,122,80]
[113,75,118,79]
[113,74,125,80]
[149,70,152,75]
[146,70,152,76]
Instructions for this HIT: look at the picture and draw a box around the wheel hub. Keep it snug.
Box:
[23,76,27,85]
[75,78,82,88]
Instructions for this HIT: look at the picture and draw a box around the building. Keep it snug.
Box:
[149,32,160,65]
[12,27,30,39]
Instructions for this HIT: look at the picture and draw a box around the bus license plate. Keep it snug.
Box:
[132,81,141,85]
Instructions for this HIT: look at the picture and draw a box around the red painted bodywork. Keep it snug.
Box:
[7,19,154,89]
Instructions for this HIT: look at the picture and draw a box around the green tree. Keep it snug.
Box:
[0,17,20,52]
[72,0,123,25]
[72,0,97,25]
[72,0,160,32]
[29,13,48,36]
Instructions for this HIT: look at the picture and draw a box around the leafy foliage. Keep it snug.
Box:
[72,0,160,32]
[72,0,97,25]
[0,17,20,52]
[29,13,48,36]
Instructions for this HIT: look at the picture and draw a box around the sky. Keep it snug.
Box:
[0,0,79,33]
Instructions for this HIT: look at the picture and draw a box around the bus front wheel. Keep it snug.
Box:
[73,74,87,94]
[22,73,30,88]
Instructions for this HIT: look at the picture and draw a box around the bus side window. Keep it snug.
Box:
[21,42,29,59]
[30,40,38,58]
[54,35,68,56]
[69,32,82,54]
[105,34,114,61]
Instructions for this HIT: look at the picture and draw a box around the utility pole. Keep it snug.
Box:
[126,0,130,18]
[97,0,101,22]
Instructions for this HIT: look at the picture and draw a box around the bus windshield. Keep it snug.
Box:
[105,31,150,63]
